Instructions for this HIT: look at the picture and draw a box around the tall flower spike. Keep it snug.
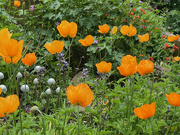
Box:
[66,83,94,107]
[98,24,110,34]
[78,35,94,46]
[96,61,112,73]
[166,93,180,107]
[21,52,37,66]
[57,20,77,38]
[137,60,154,75]
[44,40,65,54]
[133,102,156,119]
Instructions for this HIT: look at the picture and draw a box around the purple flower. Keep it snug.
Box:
[139,1,142,3]
[96,47,99,49]
[93,40,98,44]
[168,27,171,29]
[29,5,34,10]
[56,22,60,25]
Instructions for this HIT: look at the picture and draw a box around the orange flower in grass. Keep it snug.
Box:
[137,60,154,75]
[110,26,118,34]
[57,20,77,38]
[138,34,149,42]
[66,83,94,107]
[120,24,137,36]
[166,93,180,107]
[98,24,110,34]
[96,61,112,73]
[0,94,19,117]
[78,35,94,46]
[0,28,12,42]
[14,0,21,7]
[167,35,179,42]
[133,102,156,119]
[2,54,22,64]
[117,55,137,77]
[21,52,37,66]
[44,40,65,54]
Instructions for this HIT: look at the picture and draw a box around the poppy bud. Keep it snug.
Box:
[45,88,51,95]
[0,72,4,80]
[20,85,29,92]
[56,87,60,93]
[22,2,25,10]
[34,66,41,72]
[16,72,23,78]
[40,92,46,99]
[0,84,7,92]
[33,78,39,84]
[18,65,24,72]
[47,78,55,85]
[30,106,39,114]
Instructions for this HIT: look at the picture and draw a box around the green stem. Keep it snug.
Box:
[165,107,177,135]
[45,95,50,114]
[19,106,23,135]
[5,115,9,135]
[149,118,155,135]
[37,110,46,135]
[149,72,154,104]
[77,105,80,135]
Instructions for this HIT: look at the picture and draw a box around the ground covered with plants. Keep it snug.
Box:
[0,0,180,134]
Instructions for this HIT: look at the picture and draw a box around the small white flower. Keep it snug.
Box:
[34,66,41,72]
[20,85,29,92]
[33,78,39,84]
[16,72,23,78]
[18,65,24,72]
[56,87,60,93]
[0,72,4,80]
[0,84,7,92]
[45,88,51,95]
[47,78,55,85]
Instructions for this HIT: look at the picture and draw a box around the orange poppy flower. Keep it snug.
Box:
[120,24,137,36]
[78,35,94,46]
[21,52,37,66]
[66,83,94,107]
[96,61,112,73]
[110,26,118,34]
[138,34,149,42]
[44,40,65,54]
[133,102,156,119]
[174,56,180,61]
[0,94,19,117]
[116,55,137,77]
[2,54,22,64]
[167,35,179,42]
[137,60,154,75]
[14,0,21,7]
[166,93,180,106]
[98,24,110,34]
[57,20,77,38]
[0,28,12,42]
[0,39,23,57]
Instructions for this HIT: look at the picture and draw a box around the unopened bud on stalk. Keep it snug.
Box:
[34,66,41,72]
[158,92,163,97]
[56,87,60,93]
[22,2,26,10]
[30,106,39,113]
[45,88,51,95]
[47,78,55,85]
[0,85,7,92]
[20,85,29,92]
[40,92,46,99]
[18,65,24,71]
[33,78,39,84]
[16,72,23,78]
[0,72,4,79]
